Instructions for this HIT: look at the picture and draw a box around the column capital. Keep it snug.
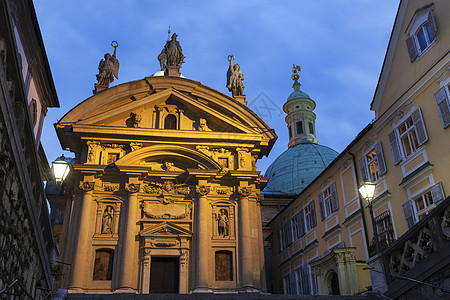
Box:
[195,185,210,197]
[79,181,95,192]
[125,183,140,193]
[237,186,252,197]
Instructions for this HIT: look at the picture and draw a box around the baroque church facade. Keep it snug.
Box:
[55,35,277,294]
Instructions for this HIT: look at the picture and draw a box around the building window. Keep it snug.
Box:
[319,182,339,220]
[388,107,428,165]
[360,142,387,182]
[164,114,177,129]
[215,251,233,281]
[292,211,305,240]
[283,272,297,295]
[288,125,292,139]
[434,86,450,128]
[93,249,114,280]
[402,182,445,229]
[279,221,293,251]
[296,121,303,134]
[374,210,395,247]
[405,8,437,62]
[304,201,317,232]
[296,265,317,295]
[308,122,314,135]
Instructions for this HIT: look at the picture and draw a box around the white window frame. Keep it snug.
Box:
[405,7,437,62]
[319,182,338,220]
[403,182,445,229]
[304,200,317,233]
[360,142,387,183]
[389,107,428,165]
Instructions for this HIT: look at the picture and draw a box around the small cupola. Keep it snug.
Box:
[283,65,318,148]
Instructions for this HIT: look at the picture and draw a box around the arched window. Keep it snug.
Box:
[93,249,114,280]
[416,22,435,52]
[215,250,232,281]
[164,114,177,129]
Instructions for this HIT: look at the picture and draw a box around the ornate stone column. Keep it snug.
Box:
[193,185,212,293]
[69,181,95,290]
[238,186,254,290]
[117,183,140,292]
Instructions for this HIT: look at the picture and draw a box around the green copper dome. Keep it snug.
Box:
[287,90,311,101]
[264,143,338,195]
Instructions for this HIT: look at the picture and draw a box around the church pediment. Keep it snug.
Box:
[56,76,277,158]
[70,86,253,134]
[139,221,192,237]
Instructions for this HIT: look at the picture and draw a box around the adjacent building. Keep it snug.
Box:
[0,0,59,298]
[267,0,450,298]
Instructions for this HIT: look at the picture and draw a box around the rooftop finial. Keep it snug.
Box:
[167,26,171,42]
[292,64,301,91]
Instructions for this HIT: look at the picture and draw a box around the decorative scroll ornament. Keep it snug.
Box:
[125,183,140,193]
[79,181,95,192]
[237,186,252,197]
[195,185,211,197]
[150,240,180,248]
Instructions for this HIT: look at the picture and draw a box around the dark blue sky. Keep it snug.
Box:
[34,1,400,173]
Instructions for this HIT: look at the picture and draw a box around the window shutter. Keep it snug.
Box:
[309,201,317,227]
[331,182,339,211]
[299,209,305,237]
[402,200,416,230]
[405,36,417,62]
[411,107,428,146]
[318,193,325,220]
[374,142,387,175]
[286,221,293,245]
[359,156,368,182]
[430,182,445,204]
[278,229,284,251]
[388,129,402,165]
[428,10,437,39]
[302,265,310,295]
[434,87,450,128]
[289,272,297,295]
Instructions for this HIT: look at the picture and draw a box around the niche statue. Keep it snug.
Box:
[94,41,119,94]
[226,54,245,97]
[217,209,229,237]
[101,206,114,234]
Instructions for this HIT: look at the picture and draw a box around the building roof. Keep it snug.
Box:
[263,143,338,195]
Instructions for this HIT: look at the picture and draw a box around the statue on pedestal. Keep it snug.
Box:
[165,33,185,67]
[93,41,119,94]
[226,54,245,98]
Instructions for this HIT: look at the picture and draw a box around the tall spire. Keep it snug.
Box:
[283,65,319,148]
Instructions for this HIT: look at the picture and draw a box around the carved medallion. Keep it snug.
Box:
[79,181,95,192]
[125,183,140,193]
[196,185,211,196]
[237,186,252,197]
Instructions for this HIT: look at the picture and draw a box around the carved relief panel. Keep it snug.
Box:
[212,203,236,240]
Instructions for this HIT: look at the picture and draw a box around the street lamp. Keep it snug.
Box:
[50,155,71,227]
[358,182,381,254]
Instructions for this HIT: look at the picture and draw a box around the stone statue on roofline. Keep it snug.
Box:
[226,54,245,99]
[93,41,119,94]
[160,29,185,77]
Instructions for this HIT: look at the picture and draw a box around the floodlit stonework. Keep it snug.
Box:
[54,43,277,293]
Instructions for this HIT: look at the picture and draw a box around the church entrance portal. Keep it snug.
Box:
[149,257,179,293]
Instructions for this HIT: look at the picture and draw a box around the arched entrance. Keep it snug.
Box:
[329,271,340,295]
